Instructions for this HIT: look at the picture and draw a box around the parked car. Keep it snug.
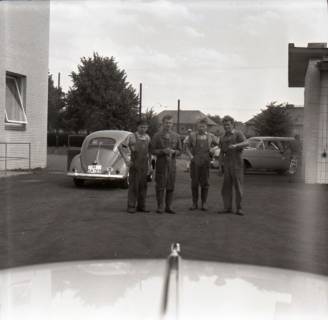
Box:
[1,243,328,319]
[243,136,295,174]
[67,130,132,188]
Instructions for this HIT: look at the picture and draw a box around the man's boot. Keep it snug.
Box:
[190,187,198,210]
[156,189,164,214]
[165,190,176,214]
[201,188,209,211]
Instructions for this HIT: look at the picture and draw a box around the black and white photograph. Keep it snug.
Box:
[1,0,328,319]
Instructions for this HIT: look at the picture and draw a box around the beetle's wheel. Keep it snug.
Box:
[121,174,129,189]
[73,178,85,187]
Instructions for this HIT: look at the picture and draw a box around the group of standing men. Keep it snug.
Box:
[126,114,248,216]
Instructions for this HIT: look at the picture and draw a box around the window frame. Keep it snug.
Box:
[5,73,28,125]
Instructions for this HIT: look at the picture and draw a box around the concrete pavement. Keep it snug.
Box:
[1,154,328,276]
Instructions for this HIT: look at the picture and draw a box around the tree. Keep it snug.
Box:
[143,108,160,138]
[251,102,293,137]
[207,114,222,126]
[64,53,139,133]
[48,74,66,132]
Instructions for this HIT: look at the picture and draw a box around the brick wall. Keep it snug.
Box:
[0,1,49,170]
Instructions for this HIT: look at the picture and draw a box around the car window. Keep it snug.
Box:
[248,139,261,148]
[88,137,116,150]
[266,141,281,152]
[281,141,291,150]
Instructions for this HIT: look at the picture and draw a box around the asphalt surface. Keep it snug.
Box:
[1,154,328,276]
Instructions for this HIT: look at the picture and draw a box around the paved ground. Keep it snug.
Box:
[1,153,328,276]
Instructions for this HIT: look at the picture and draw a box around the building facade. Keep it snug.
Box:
[157,110,219,137]
[0,0,50,170]
[289,43,328,184]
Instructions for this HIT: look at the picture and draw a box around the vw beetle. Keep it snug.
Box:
[67,130,132,187]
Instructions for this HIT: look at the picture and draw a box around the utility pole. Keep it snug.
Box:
[139,83,142,119]
[177,99,180,134]
[56,72,61,148]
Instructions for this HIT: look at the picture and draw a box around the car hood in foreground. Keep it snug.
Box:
[0,259,327,320]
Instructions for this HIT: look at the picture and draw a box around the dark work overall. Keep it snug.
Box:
[190,135,210,206]
[220,133,244,211]
[154,133,178,211]
[127,135,149,210]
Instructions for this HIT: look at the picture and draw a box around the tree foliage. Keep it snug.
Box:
[142,108,160,138]
[64,53,139,133]
[207,114,222,126]
[48,74,66,132]
[251,102,293,137]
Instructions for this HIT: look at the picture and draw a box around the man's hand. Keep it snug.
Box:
[228,144,237,150]
[163,148,171,155]
[210,146,218,154]
[163,148,175,155]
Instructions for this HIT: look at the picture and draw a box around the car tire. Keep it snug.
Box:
[73,178,85,187]
[276,169,288,175]
[243,160,251,174]
[121,176,129,189]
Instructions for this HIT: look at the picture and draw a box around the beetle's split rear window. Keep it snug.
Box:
[88,137,116,150]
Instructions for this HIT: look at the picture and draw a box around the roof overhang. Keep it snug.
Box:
[288,43,328,88]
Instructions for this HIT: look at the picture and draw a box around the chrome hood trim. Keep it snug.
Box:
[161,243,181,319]
[1,254,328,319]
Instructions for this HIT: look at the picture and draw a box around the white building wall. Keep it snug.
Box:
[0,3,5,169]
[303,60,328,184]
[0,1,49,170]
[317,69,328,183]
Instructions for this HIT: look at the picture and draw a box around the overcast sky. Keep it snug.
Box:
[49,0,328,121]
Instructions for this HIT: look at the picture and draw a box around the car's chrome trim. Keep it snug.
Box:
[67,172,126,180]
[161,243,181,319]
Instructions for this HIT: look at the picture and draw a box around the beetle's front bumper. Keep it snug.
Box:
[67,172,126,180]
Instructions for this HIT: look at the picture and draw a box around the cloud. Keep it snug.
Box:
[49,0,328,121]
[121,46,178,69]
[123,0,196,21]
[183,48,244,69]
[184,26,204,38]
[241,10,281,36]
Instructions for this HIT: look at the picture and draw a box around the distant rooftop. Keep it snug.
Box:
[157,110,217,126]
[288,43,328,87]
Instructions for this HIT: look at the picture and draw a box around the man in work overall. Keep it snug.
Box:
[218,116,248,216]
[126,119,151,214]
[151,115,182,214]
[185,118,218,211]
